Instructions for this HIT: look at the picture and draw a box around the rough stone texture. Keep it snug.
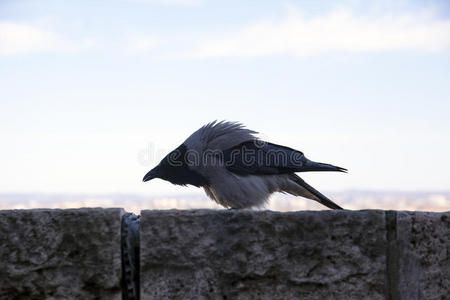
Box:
[1,208,447,299]
[0,208,123,300]
[391,211,450,300]
[140,209,388,300]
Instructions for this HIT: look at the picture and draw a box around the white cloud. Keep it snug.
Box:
[128,35,159,53]
[186,9,450,58]
[133,0,204,6]
[0,21,97,55]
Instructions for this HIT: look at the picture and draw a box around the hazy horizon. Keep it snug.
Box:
[1,190,449,214]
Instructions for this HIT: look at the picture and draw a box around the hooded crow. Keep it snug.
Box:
[143,121,346,209]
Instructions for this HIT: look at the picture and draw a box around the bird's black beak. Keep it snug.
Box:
[143,165,161,182]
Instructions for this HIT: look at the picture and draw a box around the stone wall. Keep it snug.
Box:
[0,208,448,299]
[0,208,123,300]
[140,210,449,300]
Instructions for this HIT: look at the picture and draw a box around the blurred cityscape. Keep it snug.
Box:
[1,191,449,214]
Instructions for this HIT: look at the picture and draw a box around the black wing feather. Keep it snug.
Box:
[223,140,347,175]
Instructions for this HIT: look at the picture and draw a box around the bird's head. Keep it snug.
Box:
[142,144,208,187]
[142,148,180,183]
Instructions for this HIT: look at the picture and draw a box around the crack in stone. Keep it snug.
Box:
[121,213,140,300]
[386,210,400,300]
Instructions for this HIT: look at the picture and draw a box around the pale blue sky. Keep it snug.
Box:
[1,0,450,195]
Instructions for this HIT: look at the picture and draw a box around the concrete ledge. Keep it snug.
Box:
[0,209,448,299]
[0,208,123,300]
[140,210,449,300]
